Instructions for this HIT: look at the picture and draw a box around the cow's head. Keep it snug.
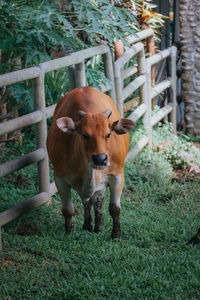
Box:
[56,110,135,169]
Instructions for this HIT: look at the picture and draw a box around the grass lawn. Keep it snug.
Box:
[1,123,200,299]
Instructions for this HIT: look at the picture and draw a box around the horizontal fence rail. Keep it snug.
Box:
[126,28,154,45]
[114,42,146,116]
[151,103,173,127]
[40,45,116,104]
[0,110,44,136]
[114,29,176,160]
[151,79,172,99]
[0,149,46,177]
[40,45,109,73]
[0,32,177,250]
[114,39,151,161]
[127,103,146,123]
[0,67,41,88]
[126,136,149,160]
[146,46,177,135]
[122,75,146,102]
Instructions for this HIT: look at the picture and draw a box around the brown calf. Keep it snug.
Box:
[47,87,135,238]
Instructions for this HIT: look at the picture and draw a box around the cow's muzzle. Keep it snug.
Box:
[92,154,109,169]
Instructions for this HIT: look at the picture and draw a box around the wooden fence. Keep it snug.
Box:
[0,29,177,249]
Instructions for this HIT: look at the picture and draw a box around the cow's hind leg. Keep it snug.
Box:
[92,190,104,233]
[55,177,74,234]
[109,174,124,239]
[83,198,93,232]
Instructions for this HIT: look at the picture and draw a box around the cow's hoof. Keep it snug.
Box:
[83,223,93,232]
[111,231,122,239]
[65,220,72,235]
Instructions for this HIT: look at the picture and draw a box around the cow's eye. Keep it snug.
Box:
[83,134,90,140]
[106,133,111,139]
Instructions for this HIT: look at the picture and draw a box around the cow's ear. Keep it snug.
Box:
[102,109,112,119]
[56,117,77,134]
[112,119,136,135]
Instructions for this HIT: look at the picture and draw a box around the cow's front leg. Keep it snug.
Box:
[109,174,124,239]
[55,177,74,234]
[92,190,104,233]
[83,198,93,232]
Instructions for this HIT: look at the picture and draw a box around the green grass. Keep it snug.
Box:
[1,124,200,299]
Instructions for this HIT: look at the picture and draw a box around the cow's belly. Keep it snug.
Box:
[56,171,110,201]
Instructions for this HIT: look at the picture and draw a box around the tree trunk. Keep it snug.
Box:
[179,0,200,136]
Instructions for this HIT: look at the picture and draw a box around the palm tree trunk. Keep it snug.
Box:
[179,0,200,136]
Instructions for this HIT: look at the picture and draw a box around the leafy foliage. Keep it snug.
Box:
[8,82,33,112]
[0,0,166,121]
[85,55,113,89]
[151,123,200,169]
[67,0,139,47]
[0,0,83,74]
[45,70,71,107]
[130,119,200,171]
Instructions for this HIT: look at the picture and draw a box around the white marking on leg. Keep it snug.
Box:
[80,165,95,200]
[109,175,123,207]
[55,177,74,211]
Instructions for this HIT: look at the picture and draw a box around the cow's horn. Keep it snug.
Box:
[78,110,87,119]
[103,109,112,118]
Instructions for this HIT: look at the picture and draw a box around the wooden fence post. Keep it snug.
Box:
[138,48,152,148]
[103,51,116,105]
[32,66,50,196]
[75,61,86,88]
[145,61,153,148]
[171,46,177,135]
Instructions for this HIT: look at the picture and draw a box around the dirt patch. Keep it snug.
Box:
[4,173,35,187]
[191,142,200,149]
[157,140,171,151]
[172,167,200,183]
[14,221,38,236]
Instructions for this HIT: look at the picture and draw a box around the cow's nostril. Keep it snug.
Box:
[92,154,108,166]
